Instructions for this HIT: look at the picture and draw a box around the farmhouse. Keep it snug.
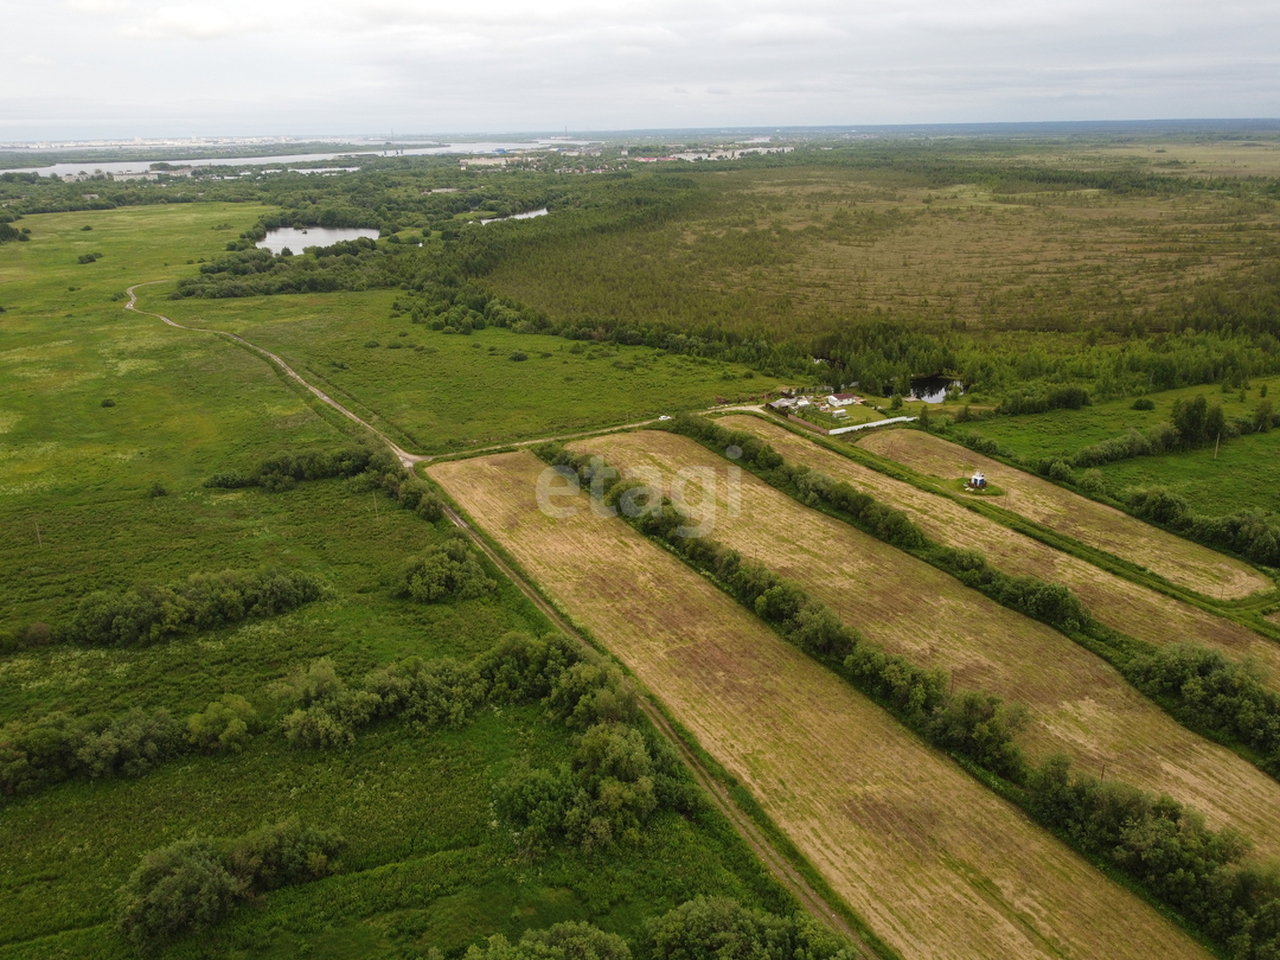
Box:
[827,393,863,407]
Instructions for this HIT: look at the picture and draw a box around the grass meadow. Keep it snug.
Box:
[955,381,1280,518]
[0,206,795,957]
[146,287,780,455]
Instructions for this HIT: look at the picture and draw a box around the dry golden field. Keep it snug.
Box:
[719,414,1280,685]
[573,431,1280,861]
[858,429,1271,599]
[428,449,1211,960]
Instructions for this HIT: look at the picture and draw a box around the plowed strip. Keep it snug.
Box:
[719,415,1280,688]
[429,450,1210,960]
[857,429,1270,599]
[574,432,1280,863]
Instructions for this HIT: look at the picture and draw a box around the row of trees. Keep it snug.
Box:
[666,416,1280,775]
[0,694,260,799]
[463,898,856,960]
[531,437,1280,958]
[16,567,327,650]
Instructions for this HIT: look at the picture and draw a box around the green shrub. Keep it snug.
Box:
[186,696,259,753]
[398,534,495,603]
[116,837,241,947]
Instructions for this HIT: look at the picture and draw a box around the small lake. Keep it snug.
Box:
[910,376,964,403]
[257,227,380,255]
[480,208,548,224]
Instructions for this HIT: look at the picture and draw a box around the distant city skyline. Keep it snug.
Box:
[4,0,1278,141]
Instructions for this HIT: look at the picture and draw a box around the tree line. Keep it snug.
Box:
[3,567,325,653]
[532,436,1280,959]
[462,897,857,960]
[665,415,1280,777]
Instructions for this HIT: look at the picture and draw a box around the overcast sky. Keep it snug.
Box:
[2,0,1277,141]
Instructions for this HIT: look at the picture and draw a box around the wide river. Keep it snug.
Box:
[0,140,595,178]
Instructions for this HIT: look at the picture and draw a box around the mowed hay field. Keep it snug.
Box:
[858,430,1271,599]
[719,415,1280,687]
[574,431,1280,861]
[428,450,1210,960]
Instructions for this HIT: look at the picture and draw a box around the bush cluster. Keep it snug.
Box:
[1128,644,1280,775]
[1127,486,1280,567]
[116,818,341,948]
[0,695,260,799]
[996,384,1092,415]
[1028,755,1280,957]
[397,533,495,603]
[203,446,373,491]
[58,568,325,648]
[267,635,693,853]
[203,445,446,520]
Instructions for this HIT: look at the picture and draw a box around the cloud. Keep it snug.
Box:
[19,55,54,65]
[68,0,134,14]
[123,5,264,40]
[706,86,731,95]
[725,14,839,45]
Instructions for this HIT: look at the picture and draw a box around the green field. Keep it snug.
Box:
[952,382,1280,517]
[144,286,778,455]
[0,205,798,959]
[6,137,1280,959]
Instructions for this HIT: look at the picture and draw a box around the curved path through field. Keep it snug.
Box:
[122,282,866,950]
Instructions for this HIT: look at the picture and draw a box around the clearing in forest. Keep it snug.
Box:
[429,449,1210,960]
[858,429,1271,599]
[572,431,1280,862]
[719,414,1280,687]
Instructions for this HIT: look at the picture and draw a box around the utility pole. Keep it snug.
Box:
[34,520,42,547]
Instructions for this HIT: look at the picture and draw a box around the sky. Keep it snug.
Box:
[2,0,1277,141]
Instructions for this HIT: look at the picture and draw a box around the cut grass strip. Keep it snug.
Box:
[858,430,1271,600]
[721,414,1280,689]
[429,449,1212,960]
[575,431,1280,864]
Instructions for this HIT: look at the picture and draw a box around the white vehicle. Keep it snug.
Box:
[658,415,672,421]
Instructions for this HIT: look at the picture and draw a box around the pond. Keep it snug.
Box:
[910,375,964,404]
[480,207,549,224]
[256,227,380,255]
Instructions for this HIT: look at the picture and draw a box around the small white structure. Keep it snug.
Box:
[827,393,862,407]
[968,471,987,490]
